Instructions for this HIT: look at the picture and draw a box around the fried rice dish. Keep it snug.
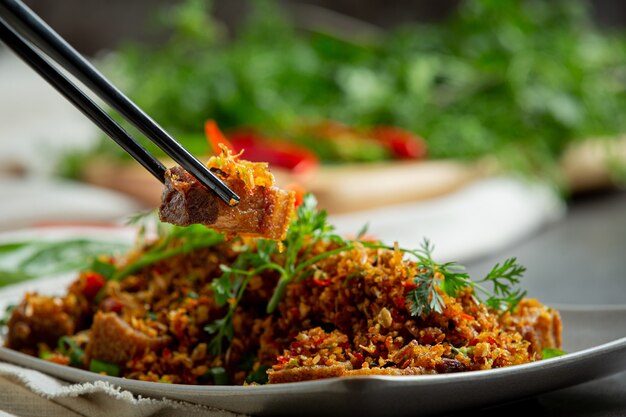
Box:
[2,207,561,385]
[3,153,562,385]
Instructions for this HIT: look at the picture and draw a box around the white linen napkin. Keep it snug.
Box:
[0,362,245,417]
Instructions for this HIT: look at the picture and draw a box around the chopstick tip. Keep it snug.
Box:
[228,196,240,207]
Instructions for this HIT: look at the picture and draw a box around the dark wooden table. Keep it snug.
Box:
[455,189,626,416]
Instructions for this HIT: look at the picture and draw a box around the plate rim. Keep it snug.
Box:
[1,227,625,401]
[0,310,624,394]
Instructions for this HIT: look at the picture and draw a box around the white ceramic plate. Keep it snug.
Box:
[0,228,625,416]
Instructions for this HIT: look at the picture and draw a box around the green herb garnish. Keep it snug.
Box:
[113,224,224,281]
[404,240,527,316]
[265,194,348,313]
[0,239,130,287]
[0,304,16,327]
[65,0,626,186]
[542,347,567,359]
[199,366,229,385]
[88,258,117,280]
[245,364,271,384]
[205,194,353,353]
[57,336,85,367]
[204,195,529,351]
[88,358,120,376]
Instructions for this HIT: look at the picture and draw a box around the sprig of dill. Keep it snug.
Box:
[404,240,527,316]
[478,258,527,311]
[404,239,471,316]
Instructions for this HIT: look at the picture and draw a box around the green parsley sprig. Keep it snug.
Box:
[266,193,349,313]
[112,211,225,281]
[204,196,529,351]
[205,194,354,352]
[404,240,527,316]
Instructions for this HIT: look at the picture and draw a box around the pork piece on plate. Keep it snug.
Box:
[502,298,562,355]
[85,311,170,365]
[6,293,82,354]
[159,148,295,240]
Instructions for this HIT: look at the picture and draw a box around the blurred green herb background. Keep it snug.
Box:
[72,0,626,183]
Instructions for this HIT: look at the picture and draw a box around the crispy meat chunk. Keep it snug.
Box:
[85,311,170,365]
[503,298,562,355]
[268,364,435,384]
[160,165,295,241]
[6,293,78,354]
[268,364,350,384]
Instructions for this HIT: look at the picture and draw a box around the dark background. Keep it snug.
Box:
[15,0,626,55]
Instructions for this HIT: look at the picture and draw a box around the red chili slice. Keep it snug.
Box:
[228,132,319,175]
[83,272,106,299]
[459,312,475,321]
[401,279,418,290]
[393,296,407,309]
[205,120,233,152]
[204,120,319,174]
[312,278,331,287]
[353,352,365,367]
[370,126,427,159]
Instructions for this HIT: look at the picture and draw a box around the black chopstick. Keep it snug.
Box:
[0,0,240,206]
[0,19,167,182]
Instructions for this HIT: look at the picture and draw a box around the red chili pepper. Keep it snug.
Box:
[205,120,233,153]
[313,336,327,345]
[370,126,427,159]
[468,338,479,347]
[204,120,319,174]
[353,352,364,367]
[48,355,71,366]
[228,131,319,174]
[83,272,106,299]
[276,356,289,364]
[487,336,498,345]
[393,296,407,309]
[312,278,331,287]
[401,279,417,290]
[459,312,475,321]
